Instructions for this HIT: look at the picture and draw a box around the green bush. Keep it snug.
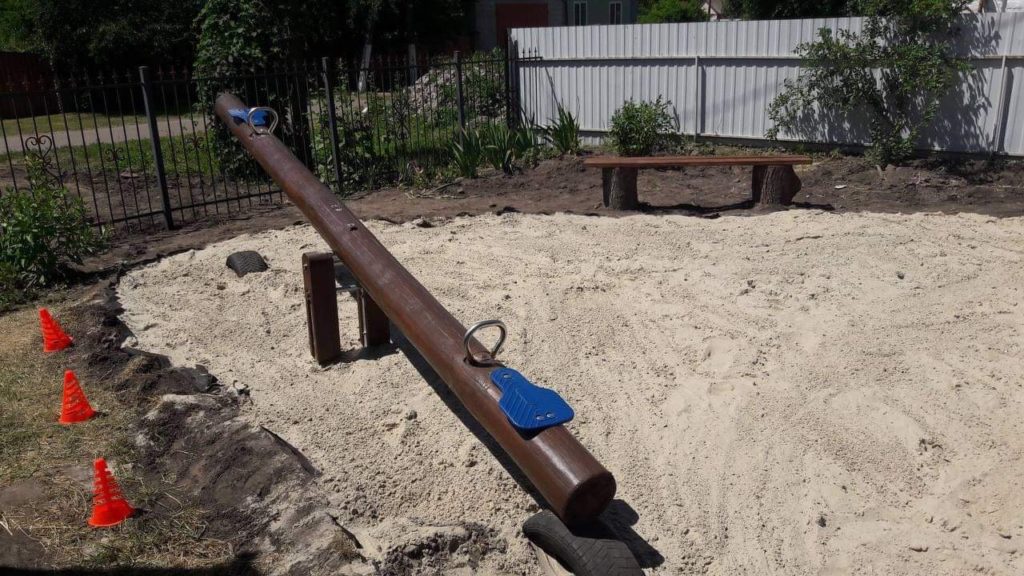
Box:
[1,162,104,308]
[608,98,677,156]
[766,0,970,166]
[542,104,581,156]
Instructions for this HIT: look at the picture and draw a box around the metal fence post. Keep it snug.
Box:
[991,55,1009,155]
[138,66,174,230]
[505,41,517,129]
[454,51,466,137]
[693,55,702,139]
[320,57,344,193]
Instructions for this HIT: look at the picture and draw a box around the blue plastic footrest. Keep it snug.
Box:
[227,108,271,126]
[490,368,574,431]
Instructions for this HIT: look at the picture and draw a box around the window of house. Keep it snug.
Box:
[609,1,622,24]
[573,1,588,26]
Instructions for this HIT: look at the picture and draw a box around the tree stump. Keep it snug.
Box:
[751,165,801,206]
[603,167,639,210]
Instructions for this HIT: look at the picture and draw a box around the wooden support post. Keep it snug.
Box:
[607,167,638,210]
[303,252,342,365]
[751,165,801,206]
[358,289,390,347]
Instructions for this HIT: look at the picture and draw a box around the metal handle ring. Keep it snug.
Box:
[247,106,279,136]
[464,319,506,366]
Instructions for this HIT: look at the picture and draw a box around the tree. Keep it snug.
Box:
[30,0,201,70]
[723,0,857,19]
[638,0,709,23]
[0,0,35,52]
[766,0,970,166]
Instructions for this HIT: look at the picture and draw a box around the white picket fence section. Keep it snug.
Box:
[511,13,1024,155]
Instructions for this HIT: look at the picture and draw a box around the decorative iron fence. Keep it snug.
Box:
[0,50,523,233]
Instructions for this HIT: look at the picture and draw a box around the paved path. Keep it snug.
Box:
[1,116,203,154]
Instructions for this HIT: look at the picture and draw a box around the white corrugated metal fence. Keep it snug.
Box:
[511,13,1024,155]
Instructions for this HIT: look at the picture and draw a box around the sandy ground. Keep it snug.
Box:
[118,211,1024,575]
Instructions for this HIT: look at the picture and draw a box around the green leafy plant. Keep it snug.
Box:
[608,98,677,156]
[1,160,104,308]
[477,123,538,175]
[449,129,483,178]
[542,104,581,156]
[479,123,517,174]
[766,0,971,166]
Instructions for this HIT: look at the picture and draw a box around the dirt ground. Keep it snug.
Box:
[84,153,1024,273]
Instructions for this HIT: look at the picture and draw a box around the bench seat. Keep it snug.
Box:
[583,154,813,210]
[582,155,812,169]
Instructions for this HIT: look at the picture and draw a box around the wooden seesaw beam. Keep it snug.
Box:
[214,93,616,525]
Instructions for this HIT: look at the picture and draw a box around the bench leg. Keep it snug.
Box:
[752,165,801,206]
[601,168,612,207]
[607,167,639,210]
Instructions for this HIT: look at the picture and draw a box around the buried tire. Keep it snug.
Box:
[225,250,269,277]
[523,511,643,576]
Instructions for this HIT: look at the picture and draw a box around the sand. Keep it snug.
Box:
[118,210,1024,575]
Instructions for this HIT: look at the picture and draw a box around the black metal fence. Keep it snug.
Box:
[0,50,524,234]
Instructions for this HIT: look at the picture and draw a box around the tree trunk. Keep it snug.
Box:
[606,167,638,210]
[751,165,801,206]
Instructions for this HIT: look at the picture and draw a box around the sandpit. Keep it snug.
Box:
[118,210,1024,575]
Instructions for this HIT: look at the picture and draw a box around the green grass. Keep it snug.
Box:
[1,132,224,180]
[2,113,150,137]
[0,296,234,569]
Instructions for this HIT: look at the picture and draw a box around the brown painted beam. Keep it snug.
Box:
[216,93,615,525]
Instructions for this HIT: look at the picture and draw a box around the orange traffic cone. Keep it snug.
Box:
[88,458,135,528]
[39,308,73,352]
[59,371,96,425]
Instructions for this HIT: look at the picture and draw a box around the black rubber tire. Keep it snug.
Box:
[522,511,643,576]
[225,250,268,277]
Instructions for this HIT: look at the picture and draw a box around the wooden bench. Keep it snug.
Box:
[582,155,813,210]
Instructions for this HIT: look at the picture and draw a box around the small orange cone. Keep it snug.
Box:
[39,308,73,352]
[59,370,96,425]
[88,458,135,528]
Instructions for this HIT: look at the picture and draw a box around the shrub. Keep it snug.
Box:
[766,0,970,166]
[1,162,104,308]
[542,104,581,156]
[608,98,677,156]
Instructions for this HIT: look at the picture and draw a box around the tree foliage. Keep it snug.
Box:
[0,0,35,52]
[766,0,970,166]
[19,0,200,70]
[638,0,709,24]
[723,0,857,20]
